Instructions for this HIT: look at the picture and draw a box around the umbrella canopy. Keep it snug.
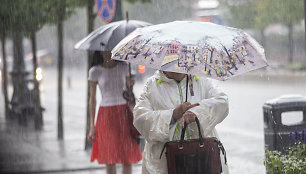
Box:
[111,21,268,80]
[74,20,152,51]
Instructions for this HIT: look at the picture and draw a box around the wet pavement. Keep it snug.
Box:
[0,104,142,174]
[0,107,143,174]
[0,66,306,174]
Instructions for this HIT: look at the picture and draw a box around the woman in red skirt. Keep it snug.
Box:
[87,51,142,174]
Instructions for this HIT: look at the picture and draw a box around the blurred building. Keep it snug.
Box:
[196,0,223,24]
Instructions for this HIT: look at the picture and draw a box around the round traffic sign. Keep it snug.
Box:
[96,0,116,23]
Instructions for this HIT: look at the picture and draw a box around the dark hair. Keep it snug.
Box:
[91,51,104,67]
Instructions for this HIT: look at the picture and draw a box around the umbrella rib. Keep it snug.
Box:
[223,46,237,73]
[137,37,154,58]
[120,21,153,59]
[103,24,123,50]
[76,22,121,50]
[207,49,214,75]
[82,23,117,44]
[102,25,120,44]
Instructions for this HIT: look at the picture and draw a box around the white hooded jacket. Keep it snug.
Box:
[134,71,229,174]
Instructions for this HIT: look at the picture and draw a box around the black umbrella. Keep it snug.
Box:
[74,19,152,51]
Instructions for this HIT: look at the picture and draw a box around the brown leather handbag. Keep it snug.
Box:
[160,117,227,174]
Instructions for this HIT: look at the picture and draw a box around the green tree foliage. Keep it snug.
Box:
[224,0,304,29]
[23,0,51,34]
[0,1,11,33]
[223,0,257,29]
[223,0,271,47]
[254,0,278,30]
[272,0,304,63]
[273,0,304,26]
[0,0,54,32]
[44,0,86,24]
[123,0,193,24]
[224,0,304,63]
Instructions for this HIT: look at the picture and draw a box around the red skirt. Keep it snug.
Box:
[90,104,142,164]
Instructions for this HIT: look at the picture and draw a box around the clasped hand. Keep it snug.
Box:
[172,102,199,128]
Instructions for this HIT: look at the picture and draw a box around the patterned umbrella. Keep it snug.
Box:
[111,21,268,81]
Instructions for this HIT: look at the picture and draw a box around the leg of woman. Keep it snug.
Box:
[106,164,116,174]
[122,164,132,174]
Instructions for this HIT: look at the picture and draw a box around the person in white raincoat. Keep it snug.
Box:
[133,70,229,174]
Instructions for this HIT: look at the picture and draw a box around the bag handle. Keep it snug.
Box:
[159,117,204,159]
[179,117,204,149]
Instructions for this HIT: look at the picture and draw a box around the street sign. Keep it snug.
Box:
[96,0,116,23]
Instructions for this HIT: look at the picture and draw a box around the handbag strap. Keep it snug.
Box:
[179,117,204,149]
[215,139,227,165]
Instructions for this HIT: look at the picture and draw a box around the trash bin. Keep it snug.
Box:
[263,95,306,153]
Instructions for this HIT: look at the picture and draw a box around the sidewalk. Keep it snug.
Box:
[0,87,142,174]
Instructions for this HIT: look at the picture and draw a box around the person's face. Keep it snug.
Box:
[164,71,186,81]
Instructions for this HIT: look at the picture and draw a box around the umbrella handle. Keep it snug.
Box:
[126,11,129,22]
[128,63,132,77]
[185,75,188,102]
[123,62,135,102]
[185,75,194,102]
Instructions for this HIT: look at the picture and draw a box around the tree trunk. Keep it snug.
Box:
[304,0,306,53]
[30,30,43,130]
[57,0,65,140]
[111,0,123,22]
[12,31,25,122]
[288,22,294,64]
[1,30,9,119]
[85,0,96,150]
